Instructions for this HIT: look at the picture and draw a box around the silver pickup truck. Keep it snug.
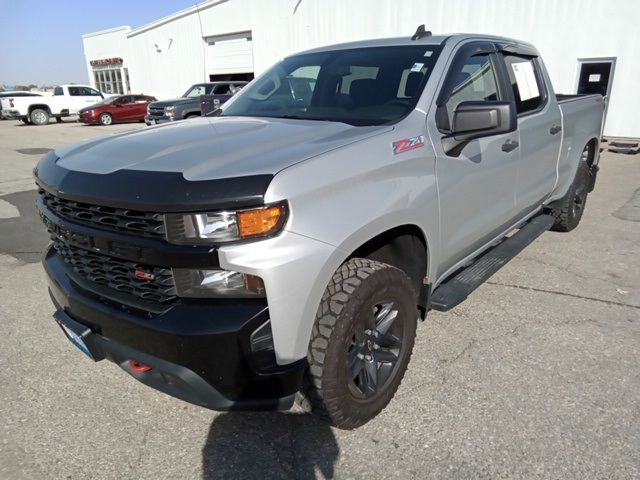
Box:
[34,29,604,429]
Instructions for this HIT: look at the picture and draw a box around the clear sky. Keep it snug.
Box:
[0,0,200,87]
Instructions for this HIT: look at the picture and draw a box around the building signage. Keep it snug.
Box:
[90,57,123,67]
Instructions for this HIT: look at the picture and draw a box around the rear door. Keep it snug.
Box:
[431,42,520,276]
[130,95,152,119]
[499,52,561,213]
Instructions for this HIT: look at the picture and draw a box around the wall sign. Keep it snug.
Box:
[90,57,123,67]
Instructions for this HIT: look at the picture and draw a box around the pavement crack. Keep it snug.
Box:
[486,281,640,310]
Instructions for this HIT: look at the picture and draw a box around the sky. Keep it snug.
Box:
[0,0,201,86]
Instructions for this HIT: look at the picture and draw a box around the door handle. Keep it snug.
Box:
[549,124,562,135]
[501,139,519,153]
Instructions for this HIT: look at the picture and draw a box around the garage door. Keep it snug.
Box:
[205,31,253,75]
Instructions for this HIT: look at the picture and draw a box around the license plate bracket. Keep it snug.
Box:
[54,310,105,361]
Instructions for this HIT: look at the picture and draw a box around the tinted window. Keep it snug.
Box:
[502,54,544,114]
[53,87,63,96]
[68,87,80,96]
[222,46,442,126]
[213,84,232,94]
[183,84,216,97]
[118,96,132,104]
[445,54,500,123]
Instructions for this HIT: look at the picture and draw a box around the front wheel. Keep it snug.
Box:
[99,113,113,126]
[298,258,418,429]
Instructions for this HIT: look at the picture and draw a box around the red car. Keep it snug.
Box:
[79,94,156,126]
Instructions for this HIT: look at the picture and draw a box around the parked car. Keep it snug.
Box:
[1,85,103,125]
[78,94,157,126]
[145,81,246,125]
[34,30,604,429]
[0,91,43,120]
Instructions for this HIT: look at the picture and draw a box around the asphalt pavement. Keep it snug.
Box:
[0,118,638,479]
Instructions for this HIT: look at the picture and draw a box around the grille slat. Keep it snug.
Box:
[52,238,177,305]
[40,190,165,238]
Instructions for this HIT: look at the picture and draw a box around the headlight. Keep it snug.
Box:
[165,106,177,116]
[173,268,265,298]
[165,202,288,244]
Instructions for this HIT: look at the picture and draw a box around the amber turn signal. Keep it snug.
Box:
[237,204,287,238]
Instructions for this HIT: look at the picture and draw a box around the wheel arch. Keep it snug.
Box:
[346,224,429,293]
[28,104,52,115]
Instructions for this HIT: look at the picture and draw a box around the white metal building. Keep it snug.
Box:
[82,0,639,137]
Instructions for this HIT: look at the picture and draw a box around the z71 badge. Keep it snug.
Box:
[392,135,425,155]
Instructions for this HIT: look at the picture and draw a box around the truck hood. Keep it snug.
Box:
[55,116,391,181]
[149,98,195,109]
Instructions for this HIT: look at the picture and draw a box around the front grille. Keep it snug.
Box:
[39,189,165,238]
[148,106,165,115]
[53,238,177,304]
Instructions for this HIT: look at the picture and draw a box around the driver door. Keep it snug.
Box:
[430,44,520,277]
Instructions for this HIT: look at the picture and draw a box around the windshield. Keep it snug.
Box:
[222,45,442,126]
[94,96,119,106]
[182,84,215,98]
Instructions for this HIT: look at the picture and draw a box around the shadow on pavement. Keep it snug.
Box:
[0,190,49,263]
[202,411,339,479]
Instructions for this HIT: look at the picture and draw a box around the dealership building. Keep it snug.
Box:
[82,0,638,137]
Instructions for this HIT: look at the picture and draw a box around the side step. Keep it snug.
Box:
[429,214,555,312]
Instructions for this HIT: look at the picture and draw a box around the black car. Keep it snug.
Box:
[144,82,246,125]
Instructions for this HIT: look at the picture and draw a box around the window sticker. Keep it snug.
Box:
[411,62,424,72]
[511,61,540,101]
[588,74,601,82]
[424,50,433,57]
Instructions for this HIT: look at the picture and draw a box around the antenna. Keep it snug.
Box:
[411,24,432,41]
[195,1,206,82]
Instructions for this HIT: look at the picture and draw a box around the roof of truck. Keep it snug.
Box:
[292,33,536,56]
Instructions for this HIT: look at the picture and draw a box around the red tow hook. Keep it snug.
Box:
[129,360,152,373]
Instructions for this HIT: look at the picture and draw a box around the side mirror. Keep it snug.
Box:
[442,100,516,157]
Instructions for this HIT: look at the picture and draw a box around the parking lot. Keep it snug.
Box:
[0,119,638,479]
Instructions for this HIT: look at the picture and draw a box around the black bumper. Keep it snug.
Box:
[144,114,178,125]
[44,248,305,411]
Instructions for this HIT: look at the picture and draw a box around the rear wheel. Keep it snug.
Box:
[99,113,113,126]
[549,143,593,232]
[29,108,49,126]
[298,258,418,429]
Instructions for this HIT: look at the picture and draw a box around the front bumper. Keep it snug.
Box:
[78,113,99,124]
[144,114,178,125]
[44,247,305,410]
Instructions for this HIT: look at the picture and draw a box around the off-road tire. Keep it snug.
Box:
[297,258,418,429]
[548,143,593,232]
[29,108,50,126]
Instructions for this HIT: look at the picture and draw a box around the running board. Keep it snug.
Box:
[429,214,555,312]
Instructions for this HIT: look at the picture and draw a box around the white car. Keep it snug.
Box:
[0,85,104,125]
